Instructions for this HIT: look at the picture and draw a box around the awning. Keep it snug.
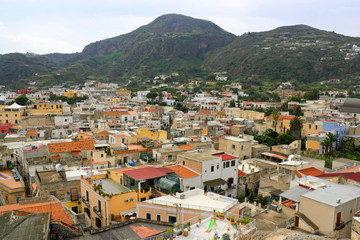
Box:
[203,178,227,187]
[121,208,136,216]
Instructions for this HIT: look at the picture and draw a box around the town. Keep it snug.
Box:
[0,77,359,240]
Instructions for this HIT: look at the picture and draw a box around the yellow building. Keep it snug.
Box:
[0,103,26,124]
[0,169,26,204]
[237,110,265,121]
[136,128,167,141]
[302,121,323,137]
[64,91,77,98]
[80,171,154,228]
[265,115,295,134]
[28,102,63,116]
[106,98,120,103]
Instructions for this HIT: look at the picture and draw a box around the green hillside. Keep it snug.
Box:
[205,25,360,87]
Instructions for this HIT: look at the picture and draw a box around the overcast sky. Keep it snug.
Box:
[1,0,359,54]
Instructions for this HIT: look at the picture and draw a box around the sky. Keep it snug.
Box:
[0,0,359,54]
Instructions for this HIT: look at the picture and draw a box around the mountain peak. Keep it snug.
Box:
[134,13,230,34]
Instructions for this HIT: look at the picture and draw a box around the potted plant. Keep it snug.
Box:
[183,229,188,237]
[166,227,174,240]
[198,215,202,224]
[229,216,235,225]
[187,222,191,231]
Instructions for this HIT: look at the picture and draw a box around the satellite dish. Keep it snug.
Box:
[55,163,63,172]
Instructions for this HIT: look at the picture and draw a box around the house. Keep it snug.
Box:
[279,176,360,238]
[80,170,157,228]
[0,168,26,204]
[47,139,95,164]
[218,135,252,160]
[152,146,184,162]
[34,168,81,203]
[137,188,243,224]
[0,103,26,125]
[177,150,238,197]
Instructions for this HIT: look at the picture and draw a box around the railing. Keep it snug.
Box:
[93,206,102,218]
[81,196,89,206]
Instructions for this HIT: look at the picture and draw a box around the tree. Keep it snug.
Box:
[290,116,303,139]
[146,91,158,100]
[229,100,236,107]
[294,105,303,116]
[271,108,281,133]
[303,90,319,100]
[321,132,338,154]
[15,94,29,106]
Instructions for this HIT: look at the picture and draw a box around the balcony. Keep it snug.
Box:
[93,206,102,218]
[81,196,89,207]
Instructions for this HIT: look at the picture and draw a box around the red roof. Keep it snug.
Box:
[344,172,360,182]
[316,172,349,178]
[123,167,167,181]
[48,139,95,153]
[238,170,246,176]
[213,153,237,161]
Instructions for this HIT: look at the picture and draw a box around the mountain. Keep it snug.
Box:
[204,25,360,86]
[1,16,360,89]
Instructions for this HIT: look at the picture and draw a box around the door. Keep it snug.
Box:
[294,216,299,227]
[95,217,102,228]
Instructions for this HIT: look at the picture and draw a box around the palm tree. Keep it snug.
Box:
[321,138,331,154]
[271,108,280,133]
[290,116,303,140]
[321,132,338,154]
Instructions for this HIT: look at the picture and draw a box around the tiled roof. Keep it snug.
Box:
[167,165,200,179]
[212,153,237,161]
[129,225,164,239]
[123,167,167,181]
[48,139,95,153]
[104,111,137,116]
[297,167,324,177]
[0,201,72,225]
[178,144,196,151]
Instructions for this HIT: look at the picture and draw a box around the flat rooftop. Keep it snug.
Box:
[0,169,24,189]
[92,178,130,195]
[144,189,238,212]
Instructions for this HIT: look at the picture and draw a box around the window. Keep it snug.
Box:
[168,216,176,223]
[101,154,104,158]
[232,144,236,149]
[157,214,161,221]
[16,197,21,203]
[217,164,219,170]
[241,145,244,151]
[98,200,102,212]
[86,190,89,201]
[309,124,312,129]
[211,166,214,172]
[183,161,185,166]
[315,125,318,130]
[231,160,236,167]
[146,213,152,220]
